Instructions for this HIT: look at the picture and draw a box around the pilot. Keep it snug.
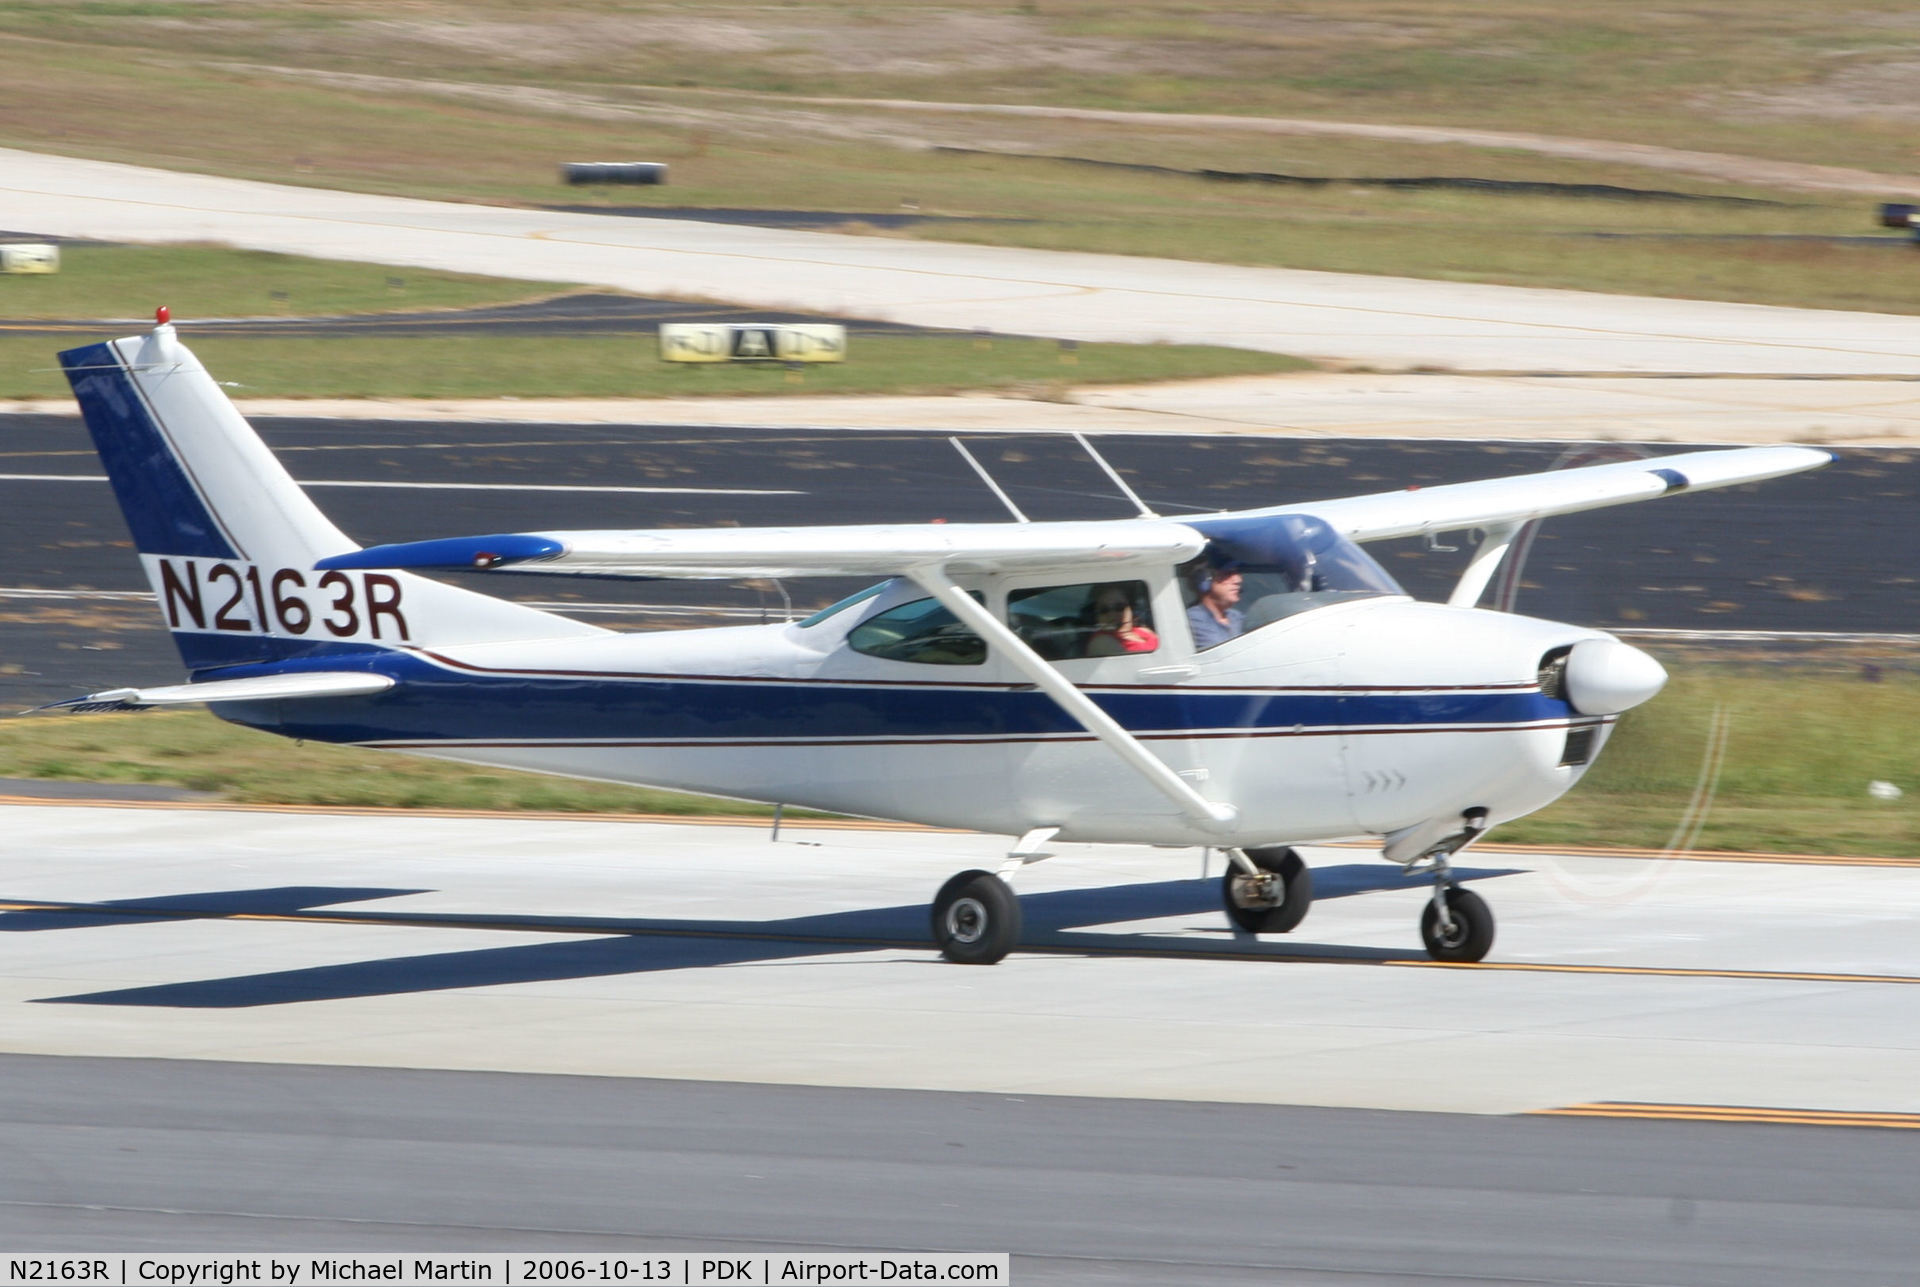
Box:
[1082,584,1158,656]
[1186,557,1244,649]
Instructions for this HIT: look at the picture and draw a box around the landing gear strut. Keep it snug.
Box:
[1405,808,1495,963]
[1222,846,1313,935]
[1421,881,1494,962]
[929,828,1054,965]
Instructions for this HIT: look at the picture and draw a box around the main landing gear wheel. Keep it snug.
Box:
[1222,846,1313,935]
[1420,886,1495,963]
[932,869,1022,965]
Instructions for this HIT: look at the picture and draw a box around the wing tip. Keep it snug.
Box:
[317,533,564,571]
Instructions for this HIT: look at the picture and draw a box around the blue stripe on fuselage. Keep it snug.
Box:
[203,652,1572,745]
[59,341,238,559]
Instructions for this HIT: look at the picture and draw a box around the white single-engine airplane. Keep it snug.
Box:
[50,316,1830,964]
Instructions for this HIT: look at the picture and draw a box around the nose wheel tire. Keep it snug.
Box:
[1222,846,1313,935]
[932,869,1021,965]
[1420,886,1495,963]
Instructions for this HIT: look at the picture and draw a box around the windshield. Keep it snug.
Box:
[798,581,887,628]
[1185,513,1403,637]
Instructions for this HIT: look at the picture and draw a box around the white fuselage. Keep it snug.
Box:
[220,578,1614,849]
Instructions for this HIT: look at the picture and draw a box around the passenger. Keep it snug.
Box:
[1082,584,1159,656]
[1186,558,1244,649]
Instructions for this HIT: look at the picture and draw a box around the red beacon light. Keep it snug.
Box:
[155,306,171,326]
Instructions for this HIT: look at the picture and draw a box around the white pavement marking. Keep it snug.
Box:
[8,148,1920,376]
[4,803,1919,1115]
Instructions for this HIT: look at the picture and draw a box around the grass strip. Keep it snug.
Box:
[0,244,1308,398]
[0,243,573,321]
[0,331,1306,401]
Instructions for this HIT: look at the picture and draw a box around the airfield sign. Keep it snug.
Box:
[659,323,847,363]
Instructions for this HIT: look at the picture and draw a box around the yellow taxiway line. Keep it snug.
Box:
[1387,959,1920,985]
[1534,1102,1920,1129]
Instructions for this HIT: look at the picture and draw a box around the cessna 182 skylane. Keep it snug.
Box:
[52,317,1830,964]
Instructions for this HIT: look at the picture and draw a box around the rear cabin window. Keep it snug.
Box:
[1008,580,1158,660]
[847,594,985,665]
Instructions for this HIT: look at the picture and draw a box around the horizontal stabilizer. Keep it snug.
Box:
[39,672,395,714]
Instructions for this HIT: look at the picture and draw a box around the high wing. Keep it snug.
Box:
[320,445,1831,579]
[319,519,1206,578]
[1277,445,1832,543]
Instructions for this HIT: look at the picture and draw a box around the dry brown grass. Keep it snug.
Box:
[3,4,1918,310]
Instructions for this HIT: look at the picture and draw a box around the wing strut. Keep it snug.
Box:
[949,438,1030,523]
[1446,522,1522,608]
[911,568,1238,834]
[1073,433,1157,519]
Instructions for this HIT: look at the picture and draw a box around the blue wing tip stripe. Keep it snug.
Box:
[318,534,564,571]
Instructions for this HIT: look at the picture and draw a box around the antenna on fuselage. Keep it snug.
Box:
[1072,432,1157,519]
[949,437,1030,523]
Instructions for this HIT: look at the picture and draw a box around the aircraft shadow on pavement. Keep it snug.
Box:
[11,864,1518,1008]
[0,886,431,932]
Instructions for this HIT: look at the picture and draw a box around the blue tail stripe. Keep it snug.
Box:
[174,633,391,675]
[59,341,238,559]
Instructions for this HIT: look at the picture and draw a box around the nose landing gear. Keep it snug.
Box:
[1421,884,1494,962]
[1398,807,1496,963]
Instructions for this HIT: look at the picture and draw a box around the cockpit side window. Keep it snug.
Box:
[1183,513,1405,643]
[847,593,986,665]
[1181,558,1247,651]
[1008,580,1158,660]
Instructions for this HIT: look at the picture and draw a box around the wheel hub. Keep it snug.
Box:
[1230,873,1282,910]
[946,897,987,944]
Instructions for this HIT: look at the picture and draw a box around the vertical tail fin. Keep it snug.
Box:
[62,324,355,569]
[60,322,603,672]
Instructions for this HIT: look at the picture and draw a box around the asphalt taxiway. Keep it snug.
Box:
[11,802,1920,1283]
[5,801,1920,1280]
[7,802,1919,1114]
[7,1053,1920,1284]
